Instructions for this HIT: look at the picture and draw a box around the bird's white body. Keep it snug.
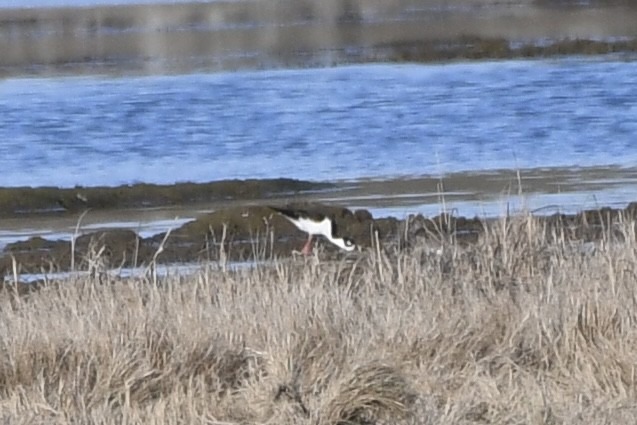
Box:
[275,209,356,253]
[293,215,332,237]
[292,216,353,251]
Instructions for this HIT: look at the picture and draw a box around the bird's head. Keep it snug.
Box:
[334,236,357,252]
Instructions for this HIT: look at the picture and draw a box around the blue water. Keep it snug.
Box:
[1,59,637,188]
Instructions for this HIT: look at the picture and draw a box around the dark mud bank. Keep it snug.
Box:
[3,202,637,277]
[0,179,332,217]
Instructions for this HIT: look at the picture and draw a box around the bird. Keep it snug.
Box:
[269,206,356,255]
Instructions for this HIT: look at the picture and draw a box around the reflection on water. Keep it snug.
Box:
[2,0,637,76]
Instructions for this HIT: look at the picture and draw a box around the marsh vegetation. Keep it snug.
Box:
[2,212,637,423]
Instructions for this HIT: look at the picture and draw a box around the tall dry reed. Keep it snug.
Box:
[2,213,637,424]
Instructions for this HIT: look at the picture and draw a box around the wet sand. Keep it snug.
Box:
[2,0,637,77]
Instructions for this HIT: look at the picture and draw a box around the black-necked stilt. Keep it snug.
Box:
[270,206,356,255]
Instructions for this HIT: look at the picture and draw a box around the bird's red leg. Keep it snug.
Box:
[301,235,313,255]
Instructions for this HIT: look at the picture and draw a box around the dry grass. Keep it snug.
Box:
[2,212,637,424]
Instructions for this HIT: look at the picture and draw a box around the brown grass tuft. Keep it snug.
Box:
[321,363,415,425]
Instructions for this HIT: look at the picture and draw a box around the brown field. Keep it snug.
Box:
[3,212,637,424]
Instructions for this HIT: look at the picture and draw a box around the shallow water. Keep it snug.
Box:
[0,209,192,251]
[2,59,637,188]
[2,260,254,284]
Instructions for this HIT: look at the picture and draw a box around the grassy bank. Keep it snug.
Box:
[2,213,637,424]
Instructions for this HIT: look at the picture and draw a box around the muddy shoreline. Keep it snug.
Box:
[3,198,637,280]
[3,167,637,278]
[4,166,637,218]
[0,178,332,218]
[2,0,637,77]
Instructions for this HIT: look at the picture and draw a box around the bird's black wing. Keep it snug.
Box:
[268,206,325,221]
[329,215,341,238]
